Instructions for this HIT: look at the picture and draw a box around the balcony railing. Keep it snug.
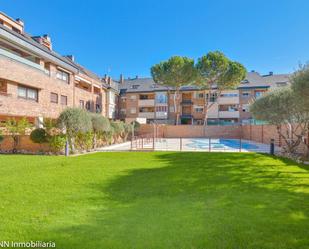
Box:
[138,99,155,106]
[218,111,240,118]
[139,112,155,119]
[0,47,45,72]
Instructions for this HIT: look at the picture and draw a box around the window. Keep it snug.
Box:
[56,69,70,83]
[18,86,38,101]
[194,107,204,113]
[206,93,217,102]
[61,95,67,105]
[197,93,204,99]
[242,92,250,97]
[130,108,136,114]
[169,106,175,113]
[131,84,139,89]
[80,100,84,108]
[130,95,136,100]
[140,95,149,100]
[50,92,58,103]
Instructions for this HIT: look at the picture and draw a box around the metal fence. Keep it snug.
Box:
[131,136,277,154]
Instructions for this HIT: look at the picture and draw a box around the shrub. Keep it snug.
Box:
[110,121,125,142]
[58,108,92,153]
[75,131,93,151]
[30,128,48,144]
[48,135,66,154]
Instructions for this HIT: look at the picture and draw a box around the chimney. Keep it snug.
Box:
[66,55,75,62]
[32,34,52,50]
[15,18,24,27]
[120,74,124,84]
[269,71,273,76]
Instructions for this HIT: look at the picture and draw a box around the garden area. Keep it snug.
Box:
[0,152,308,249]
[0,108,139,155]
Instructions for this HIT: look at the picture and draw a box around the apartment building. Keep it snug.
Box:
[0,12,107,126]
[118,72,290,125]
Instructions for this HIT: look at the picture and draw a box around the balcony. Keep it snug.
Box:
[218,96,239,105]
[139,112,155,119]
[219,111,240,118]
[138,99,155,106]
[0,47,45,72]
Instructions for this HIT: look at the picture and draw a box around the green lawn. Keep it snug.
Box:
[0,152,309,249]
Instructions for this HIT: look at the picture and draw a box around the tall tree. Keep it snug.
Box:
[151,56,196,125]
[196,51,246,125]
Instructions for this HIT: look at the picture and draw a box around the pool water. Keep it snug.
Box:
[186,139,259,150]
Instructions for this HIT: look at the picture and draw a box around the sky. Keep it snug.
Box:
[2,0,309,80]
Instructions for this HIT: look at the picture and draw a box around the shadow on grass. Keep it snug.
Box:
[48,153,309,249]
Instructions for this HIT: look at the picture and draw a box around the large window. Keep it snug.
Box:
[50,92,58,103]
[56,69,70,83]
[18,86,38,101]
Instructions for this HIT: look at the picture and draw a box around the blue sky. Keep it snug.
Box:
[2,0,309,79]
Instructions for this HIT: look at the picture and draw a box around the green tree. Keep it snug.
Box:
[196,51,246,125]
[58,108,92,153]
[250,87,309,155]
[151,56,197,124]
[5,118,30,153]
[291,64,309,156]
[91,114,110,149]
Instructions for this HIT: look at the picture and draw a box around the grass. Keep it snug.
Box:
[0,152,309,249]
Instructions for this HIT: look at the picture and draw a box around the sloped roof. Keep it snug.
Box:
[119,72,291,93]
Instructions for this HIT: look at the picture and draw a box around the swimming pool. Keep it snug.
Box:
[186,138,262,151]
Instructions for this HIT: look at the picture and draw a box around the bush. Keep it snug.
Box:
[48,135,66,154]
[58,108,92,153]
[75,131,93,151]
[30,128,48,144]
